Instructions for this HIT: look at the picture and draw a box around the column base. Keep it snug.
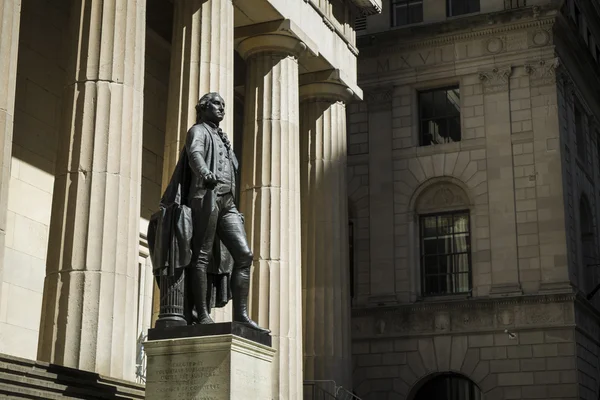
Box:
[145,323,275,400]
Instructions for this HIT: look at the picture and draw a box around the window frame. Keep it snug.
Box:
[418,85,462,146]
[419,210,472,297]
[391,0,424,27]
[446,0,480,17]
[575,103,586,162]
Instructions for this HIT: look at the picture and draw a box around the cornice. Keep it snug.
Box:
[359,16,556,58]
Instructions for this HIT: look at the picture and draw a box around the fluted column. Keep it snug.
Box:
[0,0,21,304]
[161,0,234,189]
[237,34,306,400]
[38,0,146,381]
[300,83,354,390]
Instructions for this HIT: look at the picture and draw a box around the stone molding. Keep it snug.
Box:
[237,33,308,60]
[352,293,577,338]
[299,82,354,103]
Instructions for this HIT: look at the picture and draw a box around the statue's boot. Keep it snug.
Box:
[189,267,214,324]
[232,266,270,334]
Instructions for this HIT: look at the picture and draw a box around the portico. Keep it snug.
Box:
[0,0,380,398]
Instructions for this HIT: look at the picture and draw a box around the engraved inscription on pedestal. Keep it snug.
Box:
[146,353,230,400]
[144,334,276,400]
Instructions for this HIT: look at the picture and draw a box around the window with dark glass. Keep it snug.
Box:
[391,0,423,26]
[447,0,480,16]
[580,196,596,294]
[420,211,471,296]
[349,221,355,299]
[575,105,586,161]
[419,86,461,146]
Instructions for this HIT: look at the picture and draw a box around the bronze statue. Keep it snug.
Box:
[148,92,269,334]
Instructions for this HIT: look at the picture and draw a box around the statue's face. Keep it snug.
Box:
[203,95,225,124]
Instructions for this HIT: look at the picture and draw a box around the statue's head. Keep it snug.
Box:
[195,92,225,125]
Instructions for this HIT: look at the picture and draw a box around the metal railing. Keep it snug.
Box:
[303,380,363,400]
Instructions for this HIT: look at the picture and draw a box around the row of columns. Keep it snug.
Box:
[0,0,354,396]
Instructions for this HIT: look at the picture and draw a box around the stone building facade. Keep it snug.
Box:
[0,0,380,398]
[349,0,600,399]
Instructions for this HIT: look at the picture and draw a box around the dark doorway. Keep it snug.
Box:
[413,373,482,400]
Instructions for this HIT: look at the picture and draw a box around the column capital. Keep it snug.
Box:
[299,82,354,103]
[237,34,307,60]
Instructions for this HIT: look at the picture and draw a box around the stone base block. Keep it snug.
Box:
[145,324,275,400]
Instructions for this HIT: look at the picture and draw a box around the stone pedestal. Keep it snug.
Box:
[145,323,275,400]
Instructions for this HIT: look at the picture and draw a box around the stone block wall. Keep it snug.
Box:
[1,5,169,360]
[0,0,68,360]
[352,296,578,399]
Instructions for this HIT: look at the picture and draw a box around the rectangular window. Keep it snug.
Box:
[420,211,471,296]
[575,105,586,161]
[505,0,527,9]
[391,0,423,27]
[447,0,480,17]
[419,86,461,146]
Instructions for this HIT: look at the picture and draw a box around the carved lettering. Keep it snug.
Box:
[377,58,390,73]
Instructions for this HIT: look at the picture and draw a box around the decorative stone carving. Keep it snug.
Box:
[485,38,504,54]
[434,312,450,332]
[479,67,512,93]
[416,183,469,213]
[530,30,551,47]
[525,58,560,87]
[365,88,393,111]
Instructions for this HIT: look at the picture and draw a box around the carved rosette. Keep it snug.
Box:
[525,58,560,87]
[479,67,512,94]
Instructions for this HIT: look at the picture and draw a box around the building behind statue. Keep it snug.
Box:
[1,0,600,399]
[348,0,600,399]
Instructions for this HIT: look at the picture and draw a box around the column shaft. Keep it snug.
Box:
[158,0,234,323]
[38,0,146,381]
[161,0,234,189]
[300,84,353,390]
[238,34,305,400]
[0,0,21,305]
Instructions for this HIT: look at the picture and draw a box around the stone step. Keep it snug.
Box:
[0,354,144,399]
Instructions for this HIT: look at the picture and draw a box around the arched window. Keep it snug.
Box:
[580,195,596,294]
[413,373,482,400]
[415,182,471,296]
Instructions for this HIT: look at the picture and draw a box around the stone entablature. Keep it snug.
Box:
[352,293,577,339]
[358,14,557,83]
